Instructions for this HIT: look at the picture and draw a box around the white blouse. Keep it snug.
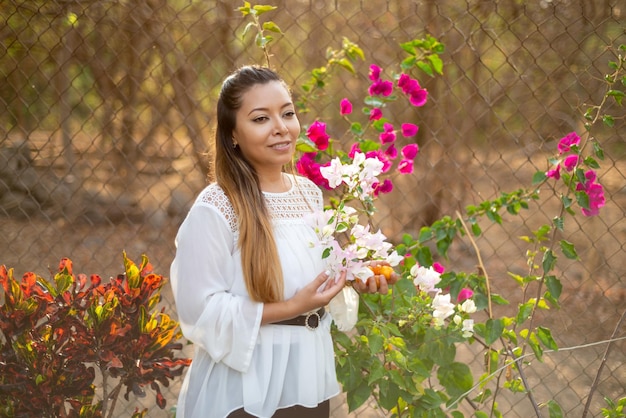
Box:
[170,174,340,418]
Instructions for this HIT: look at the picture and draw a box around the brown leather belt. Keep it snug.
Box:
[273,307,325,330]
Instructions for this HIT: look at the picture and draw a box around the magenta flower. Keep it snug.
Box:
[432,262,445,274]
[369,64,382,81]
[348,142,361,158]
[379,123,396,144]
[373,179,393,196]
[557,132,581,154]
[401,143,419,159]
[398,73,420,94]
[384,144,398,159]
[369,108,383,121]
[401,123,419,137]
[546,164,561,180]
[576,170,605,216]
[369,79,393,96]
[340,98,352,115]
[296,153,330,190]
[563,154,579,171]
[306,120,330,151]
[397,159,414,174]
[457,288,474,302]
[409,88,428,107]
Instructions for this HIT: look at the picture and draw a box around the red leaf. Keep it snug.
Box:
[58,257,73,275]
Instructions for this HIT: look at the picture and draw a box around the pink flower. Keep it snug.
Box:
[296,153,330,189]
[557,132,580,154]
[457,288,474,302]
[369,79,393,97]
[401,123,419,137]
[401,144,419,159]
[398,73,420,94]
[379,123,396,144]
[369,108,383,121]
[576,170,605,216]
[432,262,445,274]
[398,159,414,174]
[306,120,330,151]
[409,88,428,107]
[384,144,398,159]
[373,179,393,196]
[348,142,361,158]
[340,98,352,115]
[563,154,579,171]
[369,64,382,81]
[546,164,561,180]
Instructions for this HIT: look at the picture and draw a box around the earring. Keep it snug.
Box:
[232,141,238,148]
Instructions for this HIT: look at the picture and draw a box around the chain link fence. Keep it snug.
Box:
[1,0,625,416]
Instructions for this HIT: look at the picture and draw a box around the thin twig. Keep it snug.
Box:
[581,308,626,418]
[455,210,492,319]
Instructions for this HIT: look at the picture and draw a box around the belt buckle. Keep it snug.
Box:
[304,311,321,330]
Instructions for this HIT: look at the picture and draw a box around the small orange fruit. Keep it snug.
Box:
[367,265,394,286]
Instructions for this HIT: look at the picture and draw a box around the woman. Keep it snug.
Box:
[170,65,394,418]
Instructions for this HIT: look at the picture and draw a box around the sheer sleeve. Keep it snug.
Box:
[170,202,262,373]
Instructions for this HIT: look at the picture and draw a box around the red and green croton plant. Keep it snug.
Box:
[0,252,191,418]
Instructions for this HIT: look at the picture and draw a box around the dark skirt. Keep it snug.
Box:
[227,400,330,418]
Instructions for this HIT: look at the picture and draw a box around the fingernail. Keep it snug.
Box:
[324,270,331,276]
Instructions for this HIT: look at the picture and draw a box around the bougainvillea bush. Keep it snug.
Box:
[241,4,625,418]
[0,253,191,418]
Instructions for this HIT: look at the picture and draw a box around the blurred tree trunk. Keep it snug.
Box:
[56,6,76,174]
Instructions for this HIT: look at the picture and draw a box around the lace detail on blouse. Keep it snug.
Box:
[196,175,322,233]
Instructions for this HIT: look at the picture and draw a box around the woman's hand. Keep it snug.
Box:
[352,260,399,295]
[262,270,346,324]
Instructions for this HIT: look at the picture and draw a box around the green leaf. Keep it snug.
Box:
[367,333,384,355]
[437,362,473,400]
[262,21,282,33]
[607,89,625,106]
[252,4,277,15]
[427,53,444,75]
[559,240,578,260]
[541,249,557,274]
[484,318,504,345]
[537,326,558,351]
[547,399,564,418]
[532,171,547,184]
[516,301,534,324]
[346,381,371,412]
[417,60,434,77]
[545,275,562,300]
[575,190,590,210]
[602,114,615,127]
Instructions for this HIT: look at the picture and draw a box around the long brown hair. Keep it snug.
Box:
[213,65,287,303]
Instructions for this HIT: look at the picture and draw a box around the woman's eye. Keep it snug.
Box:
[252,116,268,123]
[283,111,295,118]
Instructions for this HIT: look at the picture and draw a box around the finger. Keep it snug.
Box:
[368,276,378,293]
[377,275,389,294]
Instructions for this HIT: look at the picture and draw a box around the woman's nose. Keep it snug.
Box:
[274,119,288,135]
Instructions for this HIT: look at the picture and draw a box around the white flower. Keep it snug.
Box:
[320,158,345,188]
[432,293,455,326]
[385,251,403,267]
[462,319,474,338]
[411,265,441,293]
[459,299,477,314]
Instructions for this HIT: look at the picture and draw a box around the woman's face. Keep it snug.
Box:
[232,80,300,175]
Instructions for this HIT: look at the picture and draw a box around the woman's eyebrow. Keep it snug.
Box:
[247,102,293,116]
